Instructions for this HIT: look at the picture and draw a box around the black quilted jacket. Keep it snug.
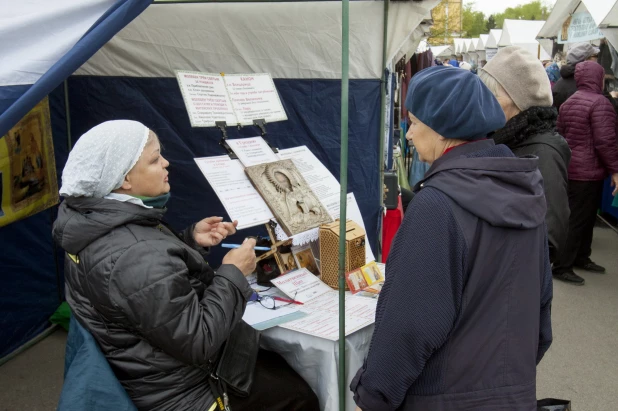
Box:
[53,197,253,411]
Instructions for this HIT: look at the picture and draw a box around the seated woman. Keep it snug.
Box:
[53,120,318,411]
[351,67,553,410]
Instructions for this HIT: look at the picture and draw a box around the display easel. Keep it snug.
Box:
[215,119,279,159]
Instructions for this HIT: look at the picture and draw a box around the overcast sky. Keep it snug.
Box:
[464,0,557,17]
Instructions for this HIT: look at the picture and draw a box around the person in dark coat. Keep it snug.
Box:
[351,67,553,411]
[53,120,319,411]
[480,46,571,263]
[552,42,599,111]
[554,61,618,284]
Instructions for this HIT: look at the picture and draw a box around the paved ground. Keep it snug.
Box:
[0,226,616,411]
[536,224,618,410]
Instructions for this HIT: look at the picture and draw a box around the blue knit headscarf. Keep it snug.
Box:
[405,66,506,140]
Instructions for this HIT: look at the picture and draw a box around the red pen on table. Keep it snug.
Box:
[272,296,304,305]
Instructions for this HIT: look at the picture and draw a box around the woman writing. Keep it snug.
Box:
[53,120,318,410]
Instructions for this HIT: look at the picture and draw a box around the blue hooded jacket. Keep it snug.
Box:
[351,140,553,410]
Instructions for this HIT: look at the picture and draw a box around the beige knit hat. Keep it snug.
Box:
[480,46,553,111]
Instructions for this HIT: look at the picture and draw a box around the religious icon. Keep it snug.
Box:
[245,159,332,236]
[0,97,58,227]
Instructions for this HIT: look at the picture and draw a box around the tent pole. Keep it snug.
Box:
[338,0,350,409]
[377,0,389,263]
[64,79,73,150]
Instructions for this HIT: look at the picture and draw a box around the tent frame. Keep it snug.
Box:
[66,0,396,409]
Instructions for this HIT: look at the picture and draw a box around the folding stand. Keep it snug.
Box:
[253,118,279,154]
[215,121,238,159]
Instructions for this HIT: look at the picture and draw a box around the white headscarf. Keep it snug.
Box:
[60,120,150,198]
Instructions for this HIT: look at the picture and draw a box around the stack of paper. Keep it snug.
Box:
[270,269,377,341]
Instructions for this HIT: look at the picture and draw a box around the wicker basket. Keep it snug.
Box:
[319,220,366,289]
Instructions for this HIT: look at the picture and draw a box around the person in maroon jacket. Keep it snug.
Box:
[554,61,618,285]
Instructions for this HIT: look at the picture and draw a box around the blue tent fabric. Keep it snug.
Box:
[0,0,151,136]
[0,209,63,358]
[63,76,382,264]
[0,0,384,358]
[58,315,136,411]
[0,0,149,360]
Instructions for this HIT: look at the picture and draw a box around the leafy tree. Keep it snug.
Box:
[486,15,496,31]
[494,1,550,28]
[462,3,486,38]
[427,0,551,47]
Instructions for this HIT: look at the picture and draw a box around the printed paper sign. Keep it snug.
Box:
[176,72,236,127]
[224,74,288,125]
[559,12,604,44]
[194,155,274,229]
[176,71,287,127]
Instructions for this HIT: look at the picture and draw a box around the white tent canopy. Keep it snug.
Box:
[476,34,489,61]
[463,38,473,52]
[599,2,618,49]
[453,38,464,54]
[486,29,503,48]
[78,1,439,80]
[477,34,489,51]
[430,45,452,58]
[498,19,551,60]
[537,0,618,52]
[469,38,479,52]
[0,0,118,87]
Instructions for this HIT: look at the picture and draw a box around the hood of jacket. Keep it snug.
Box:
[560,63,575,79]
[53,197,166,254]
[575,61,604,93]
[418,140,546,229]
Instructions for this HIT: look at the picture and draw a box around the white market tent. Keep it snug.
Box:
[498,19,551,60]
[461,38,472,60]
[537,0,618,55]
[430,45,453,58]
[396,13,436,63]
[468,37,480,63]
[454,38,465,54]
[485,29,503,60]
[486,29,503,48]
[477,34,490,61]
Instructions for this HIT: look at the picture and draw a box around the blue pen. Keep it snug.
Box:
[221,243,271,251]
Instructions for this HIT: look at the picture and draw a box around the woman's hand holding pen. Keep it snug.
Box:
[222,238,257,276]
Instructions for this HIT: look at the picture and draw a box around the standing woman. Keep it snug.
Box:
[351,67,552,411]
[479,46,571,264]
[53,120,318,410]
[554,61,618,284]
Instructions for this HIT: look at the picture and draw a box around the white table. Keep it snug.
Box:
[261,324,375,411]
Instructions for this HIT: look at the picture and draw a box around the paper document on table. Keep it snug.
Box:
[278,312,370,341]
[194,155,274,229]
[226,137,280,167]
[270,268,333,303]
[271,269,377,340]
[242,303,305,330]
